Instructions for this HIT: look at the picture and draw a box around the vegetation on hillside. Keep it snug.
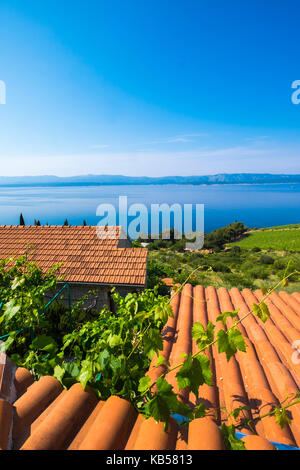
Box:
[134,222,248,252]
[145,222,300,292]
[230,228,300,252]
[250,223,300,231]
[148,246,300,292]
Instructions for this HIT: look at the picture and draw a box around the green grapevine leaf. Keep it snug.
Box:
[156,376,173,394]
[192,321,215,350]
[31,335,58,354]
[274,407,291,428]
[259,302,270,323]
[98,349,110,369]
[216,310,239,326]
[155,355,167,366]
[252,302,270,323]
[229,405,251,420]
[221,423,246,450]
[78,359,93,389]
[138,376,151,393]
[194,402,207,418]
[11,277,25,290]
[63,361,80,378]
[217,328,246,362]
[228,329,246,353]
[197,354,213,386]
[176,354,212,399]
[144,328,163,358]
[3,301,20,322]
[146,395,171,427]
[3,334,15,351]
[260,286,269,295]
[54,365,65,383]
[108,334,123,348]
[191,322,205,339]
[145,377,193,429]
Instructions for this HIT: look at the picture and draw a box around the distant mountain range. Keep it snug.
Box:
[0,173,299,186]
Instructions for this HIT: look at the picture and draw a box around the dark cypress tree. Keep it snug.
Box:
[83,219,87,226]
[19,213,25,226]
[37,220,41,226]
[64,219,69,226]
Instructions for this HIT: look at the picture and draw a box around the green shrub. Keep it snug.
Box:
[220,273,254,290]
[248,267,269,280]
[211,262,231,273]
[260,255,274,265]
[273,259,286,270]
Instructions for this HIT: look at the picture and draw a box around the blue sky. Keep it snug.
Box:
[0,0,299,176]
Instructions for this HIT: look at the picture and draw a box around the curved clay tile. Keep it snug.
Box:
[166,284,193,402]
[245,289,300,388]
[13,376,63,440]
[292,292,300,304]
[124,414,144,450]
[269,292,300,331]
[229,288,283,394]
[0,399,13,450]
[188,417,225,450]
[278,291,300,317]
[14,368,34,398]
[133,416,178,450]
[68,401,105,450]
[254,290,299,344]
[247,385,295,446]
[191,286,219,416]
[175,425,188,450]
[78,396,137,450]
[14,390,68,450]
[21,383,98,450]
[205,287,226,425]
[207,287,252,434]
[147,290,181,387]
[229,287,300,446]
[242,434,277,450]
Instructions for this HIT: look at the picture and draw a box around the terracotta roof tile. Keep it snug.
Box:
[0,225,147,286]
[1,284,300,450]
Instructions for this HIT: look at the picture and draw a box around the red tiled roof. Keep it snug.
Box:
[0,225,147,286]
[1,284,300,450]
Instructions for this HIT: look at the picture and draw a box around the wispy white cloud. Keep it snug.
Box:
[244,136,270,142]
[2,142,299,177]
[90,144,110,149]
[194,145,272,158]
[144,133,209,145]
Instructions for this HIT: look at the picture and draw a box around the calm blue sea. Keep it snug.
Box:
[0,183,299,234]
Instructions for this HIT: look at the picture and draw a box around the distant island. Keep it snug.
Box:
[0,173,299,186]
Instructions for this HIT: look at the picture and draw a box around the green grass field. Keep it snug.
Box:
[231,228,300,251]
[250,223,300,231]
